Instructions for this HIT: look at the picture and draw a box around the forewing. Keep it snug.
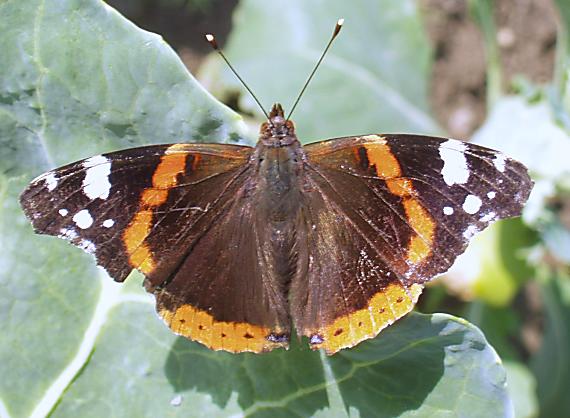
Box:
[20,143,252,282]
[293,134,532,354]
[304,134,532,282]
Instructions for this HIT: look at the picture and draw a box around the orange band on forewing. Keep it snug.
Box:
[403,198,435,264]
[159,304,288,353]
[386,178,414,197]
[141,189,169,206]
[153,144,188,188]
[123,210,155,274]
[123,144,189,274]
[385,177,434,264]
[361,140,401,178]
[309,283,423,354]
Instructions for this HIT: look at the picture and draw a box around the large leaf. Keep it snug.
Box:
[50,310,511,418]
[203,0,440,141]
[1,1,512,417]
[465,303,539,418]
[0,175,101,418]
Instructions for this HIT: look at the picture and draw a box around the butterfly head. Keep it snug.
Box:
[260,103,296,142]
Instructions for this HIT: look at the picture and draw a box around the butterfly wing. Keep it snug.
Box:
[21,143,251,281]
[20,143,290,353]
[291,134,532,354]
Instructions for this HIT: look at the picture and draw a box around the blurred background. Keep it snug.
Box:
[104,1,570,417]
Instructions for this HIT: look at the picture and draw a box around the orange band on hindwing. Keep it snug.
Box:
[158,303,289,353]
[308,283,423,354]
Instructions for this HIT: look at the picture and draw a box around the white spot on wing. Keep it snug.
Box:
[443,206,454,215]
[44,173,58,191]
[480,211,496,223]
[463,225,478,240]
[58,209,69,217]
[439,139,470,186]
[462,195,482,214]
[82,155,112,200]
[493,153,506,173]
[102,219,115,228]
[79,239,96,254]
[487,191,496,199]
[59,227,78,240]
[73,209,93,229]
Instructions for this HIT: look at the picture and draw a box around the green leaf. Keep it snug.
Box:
[531,272,570,418]
[1,1,511,417]
[0,175,101,418]
[0,0,249,179]
[49,311,511,418]
[204,0,439,141]
[465,305,540,418]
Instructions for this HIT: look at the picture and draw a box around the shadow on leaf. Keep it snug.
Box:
[163,313,470,417]
[164,335,327,416]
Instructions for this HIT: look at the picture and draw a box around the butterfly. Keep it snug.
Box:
[19,20,533,355]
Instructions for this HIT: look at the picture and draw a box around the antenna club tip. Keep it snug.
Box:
[333,18,344,37]
[205,33,218,49]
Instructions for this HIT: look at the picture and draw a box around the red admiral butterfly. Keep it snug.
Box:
[20,20,532,354]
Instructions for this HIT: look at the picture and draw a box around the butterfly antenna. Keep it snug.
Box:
[205,34,271,121]
[286,18,344,121]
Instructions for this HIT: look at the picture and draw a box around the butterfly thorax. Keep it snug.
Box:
[253,104,305,224]
[249,104,306,288]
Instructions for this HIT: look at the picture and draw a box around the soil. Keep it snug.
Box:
[421,0,558,138]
